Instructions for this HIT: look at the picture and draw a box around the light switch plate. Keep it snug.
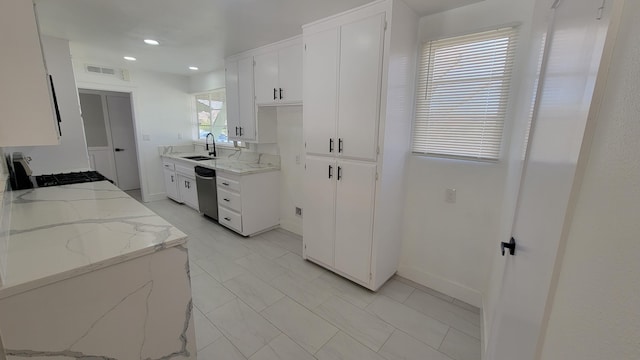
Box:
[445,188,456,203]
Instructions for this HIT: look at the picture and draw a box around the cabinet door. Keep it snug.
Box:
[278,44,303,104]
[163,169,180,202]
[0,0,59,147]
[303,28,339,156]
[334,160,376,284]
[303,156,337,267]
[254,51,279,105]
[178,175,199,210]
[225,60,241,141]
[337,13,385,161]
[237,56,256,141]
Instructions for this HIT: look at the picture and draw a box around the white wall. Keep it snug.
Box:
[189,69,225,94]
[398,0,536,307]
[540,2,640,358]
[9,36,90,173]
[71,46,193,202]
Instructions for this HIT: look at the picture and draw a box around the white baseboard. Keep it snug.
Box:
[279,217,302,236]
[143,192,168,203]
[396,265,483,308]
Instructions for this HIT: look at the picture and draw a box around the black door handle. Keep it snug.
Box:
[501,237,516,256]
[329,138,334,153]
[338,138,343,153]
[279,88,283,99]
[328,165,333,179]
[337,166,342,181]
[223,198,230,202]
[235,126,239,136]
[171,175,174,182]
[273,88,277,100]
[239,127,243,136]
[224,217,231,221]
[115,148,124,152]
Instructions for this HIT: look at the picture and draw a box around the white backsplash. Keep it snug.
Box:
[158,143,281,167]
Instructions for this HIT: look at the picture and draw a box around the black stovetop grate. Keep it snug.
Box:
[36,171,109,187]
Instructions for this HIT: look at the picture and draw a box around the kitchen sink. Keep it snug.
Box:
[182,156,215,161]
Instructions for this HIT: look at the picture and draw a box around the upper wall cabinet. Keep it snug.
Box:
[0,0,61,147]
[254,43,303,105]
[226,56,258,142]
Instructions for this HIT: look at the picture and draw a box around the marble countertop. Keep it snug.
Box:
[161,153,280,175]
[0,181,187,299]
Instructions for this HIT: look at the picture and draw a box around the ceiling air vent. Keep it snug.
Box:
[84,64,130,81]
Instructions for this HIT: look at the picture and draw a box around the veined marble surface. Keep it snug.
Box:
[162,152,280,175]
[0,181,187,299]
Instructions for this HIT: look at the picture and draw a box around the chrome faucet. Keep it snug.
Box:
[205,132,217,157]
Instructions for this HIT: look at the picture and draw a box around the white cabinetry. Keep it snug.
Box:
[163,161,180,202]
[226,56,257,142]
[162,159,199,211]
[0,0,60,146]
[217,170,280,236]
[303,0,418,290]
[254,43,303,105]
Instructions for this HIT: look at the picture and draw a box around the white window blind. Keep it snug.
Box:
[413,27,519,160]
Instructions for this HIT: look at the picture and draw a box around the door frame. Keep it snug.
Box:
[76,83,146,201]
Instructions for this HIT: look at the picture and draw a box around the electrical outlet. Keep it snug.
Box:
[295,155,301,165]
[295,207,303,217]
[142,134,151,141]
[445,188,457,203]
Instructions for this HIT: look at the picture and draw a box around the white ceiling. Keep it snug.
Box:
[35,0,483,75]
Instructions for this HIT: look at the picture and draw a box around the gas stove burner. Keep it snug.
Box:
[35,171,110,187]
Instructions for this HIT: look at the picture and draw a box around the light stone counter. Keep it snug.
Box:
[161,152,280,175]
[0,181,196,359]
[0,180,187,299]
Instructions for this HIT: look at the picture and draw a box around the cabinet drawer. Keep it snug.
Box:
[175,163,195,178]
[218,188,241,213]
[218,207,242,232]
[217,175,241,193]
[162,161,175,171]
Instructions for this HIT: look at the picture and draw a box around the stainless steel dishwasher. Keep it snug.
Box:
[195,166,218,220]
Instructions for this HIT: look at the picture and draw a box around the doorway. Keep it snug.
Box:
[78,89,141,191]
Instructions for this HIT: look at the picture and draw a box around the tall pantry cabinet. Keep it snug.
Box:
[302,0,418,290]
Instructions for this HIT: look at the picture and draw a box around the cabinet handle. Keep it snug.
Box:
[273,88,277,100]
[338,138,343,153]
[279,88,283,100]
[239,127,244,137]
[235,126,239,136]
[328,165,333,179]
[171,175,174,182]
[337,166,342,181]
[329,138,334,153]
[222,182,230,186]
[224,217,231,221]
[223,198,230,202]
[48,75,62,136]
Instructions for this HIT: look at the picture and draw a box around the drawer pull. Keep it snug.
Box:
[223,198,230,202]
[224,217,231,221]
[222,182,230,186]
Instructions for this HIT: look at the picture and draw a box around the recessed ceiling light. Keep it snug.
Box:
[123,56,137,61]
[144,39,160,45]
[189,66,199,71]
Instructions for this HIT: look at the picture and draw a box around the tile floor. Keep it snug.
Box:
[132,193,481,360]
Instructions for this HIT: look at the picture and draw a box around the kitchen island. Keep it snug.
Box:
[0,181,195,359]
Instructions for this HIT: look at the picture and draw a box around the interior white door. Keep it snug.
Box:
[278,44,303,103]
[303,156,336,267]
[337,13,385,161]
[334,160,376,284]
[303,28,339,156]
[486,1,617,359]
[254,51,279,105]
[106,94,140,191]
[225,60,241,141]
[79,91,117,182]
[237,56,256,141]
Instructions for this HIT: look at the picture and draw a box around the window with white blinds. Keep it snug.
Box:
[413,27,519,160]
